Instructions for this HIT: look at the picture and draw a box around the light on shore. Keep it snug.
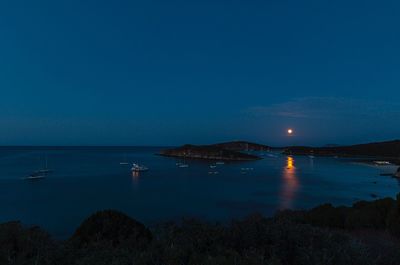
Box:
[287,129,293,135]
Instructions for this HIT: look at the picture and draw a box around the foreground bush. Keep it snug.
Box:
[0,221,55,265]
[2,194,400,265]
[303,195,400,236]
[70,210,152,250]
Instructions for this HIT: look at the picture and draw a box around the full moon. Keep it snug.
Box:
[287,129,293,134]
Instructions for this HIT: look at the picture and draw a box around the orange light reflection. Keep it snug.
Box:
[280,156,299,209]
[132,171,140,182]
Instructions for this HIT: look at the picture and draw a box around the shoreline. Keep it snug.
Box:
[157,153,262,161]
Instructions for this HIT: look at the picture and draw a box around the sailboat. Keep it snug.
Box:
[178,156,189,168]
[24,173,46,180]
[24,156,53,180]
[24,155,52,180]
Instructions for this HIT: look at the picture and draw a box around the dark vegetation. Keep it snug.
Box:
[213,141,270,151]
[2,195,400,265]
[284,140,400,161]
[160,144,262,161]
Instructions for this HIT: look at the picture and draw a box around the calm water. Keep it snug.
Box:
[0,147,399,238]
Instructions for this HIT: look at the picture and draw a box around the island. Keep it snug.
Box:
[159,142,265,161]
[284,139,400,163]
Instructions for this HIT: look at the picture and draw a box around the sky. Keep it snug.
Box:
[0,0,399,146]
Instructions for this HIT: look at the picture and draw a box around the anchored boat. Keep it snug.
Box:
[131,163,149,172]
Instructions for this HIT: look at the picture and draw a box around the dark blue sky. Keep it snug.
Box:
[1,0,399,146]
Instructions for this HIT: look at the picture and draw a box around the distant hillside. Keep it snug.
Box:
[159,143,262,161]
[214,141,270,151]
[285,140,400,158]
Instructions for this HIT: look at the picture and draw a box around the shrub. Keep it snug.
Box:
[0,221,55,265]
[69,210,152,250]
[345,198,395,230]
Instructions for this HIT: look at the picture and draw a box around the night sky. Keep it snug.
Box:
[1,0,399,146]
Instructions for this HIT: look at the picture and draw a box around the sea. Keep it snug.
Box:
[0,146,398,238]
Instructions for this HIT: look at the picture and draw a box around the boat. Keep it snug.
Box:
[177,157,189,168]
[210,165,217,169]
[25,175,46,180]
[309,155,315,159]
[24,172,46,180]
[25,155,52,179]
[131,163,149,172]
[215,161,225,165]
[374,161,391,165]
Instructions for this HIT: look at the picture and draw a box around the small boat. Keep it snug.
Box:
[25,175,46,180]
[309,155,315,159]
[177,156,189,168]
[374,161,391,165]
[24,172,46,180]
[210,165,217,169]
[215,161,225,165]
[131,163,149,172]
[25,155,52,180]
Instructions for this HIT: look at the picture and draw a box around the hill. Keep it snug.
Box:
[214,141,270,151]
[284,140,400,159]
[159,143,262,161]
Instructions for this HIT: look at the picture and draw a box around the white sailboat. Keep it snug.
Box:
[25,155,52,180]
[178,156,189,168]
